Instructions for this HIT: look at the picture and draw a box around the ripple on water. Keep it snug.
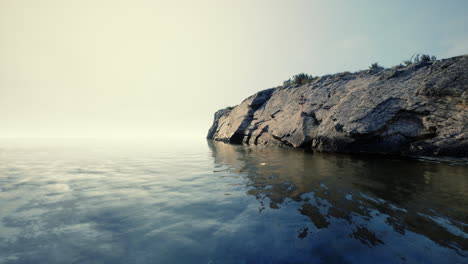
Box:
[0,139,466,263]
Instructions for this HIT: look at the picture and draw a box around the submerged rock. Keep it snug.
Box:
[208,55,468,158]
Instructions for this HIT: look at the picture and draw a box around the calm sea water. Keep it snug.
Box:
[0,139,466,264]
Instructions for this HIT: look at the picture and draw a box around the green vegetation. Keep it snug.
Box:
[369,62,384,71]
[403,60,413,66]
[403,54,437,66]
[283,73,315,87]
[278,53,439,89]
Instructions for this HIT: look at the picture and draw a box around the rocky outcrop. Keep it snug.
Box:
[208,55,468,158]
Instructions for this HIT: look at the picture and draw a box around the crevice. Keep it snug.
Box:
[228,89,275,144]
[254,125,270,144]
[230,131,246,144]
[244,119,271,145]
[249,88,274,111]
[271,110,282,118]
[272,134,294,147]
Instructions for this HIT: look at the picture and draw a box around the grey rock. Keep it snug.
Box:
[207,55,468,158]
[207,108,232,140]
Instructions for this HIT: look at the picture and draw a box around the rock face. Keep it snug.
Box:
[208,55,468,158]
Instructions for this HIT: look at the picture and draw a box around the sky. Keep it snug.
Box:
[1,0,467,139]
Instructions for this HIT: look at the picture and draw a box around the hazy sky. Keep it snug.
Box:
[1,0,467,139]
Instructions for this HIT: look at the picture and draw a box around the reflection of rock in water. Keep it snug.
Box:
[297,227,309,239]
[352,227,384,247]
[208,140,468,252]
[299,203,329,229]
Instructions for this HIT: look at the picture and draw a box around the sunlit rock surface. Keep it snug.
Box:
[208,55,468,158]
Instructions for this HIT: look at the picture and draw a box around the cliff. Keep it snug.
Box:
[207,55,468,158]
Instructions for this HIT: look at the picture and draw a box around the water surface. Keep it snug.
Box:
[0,139,467,263]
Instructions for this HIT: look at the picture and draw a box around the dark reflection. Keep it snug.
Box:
[208,140,468,254]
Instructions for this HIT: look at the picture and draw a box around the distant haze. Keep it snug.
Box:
[1,0,467,139]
